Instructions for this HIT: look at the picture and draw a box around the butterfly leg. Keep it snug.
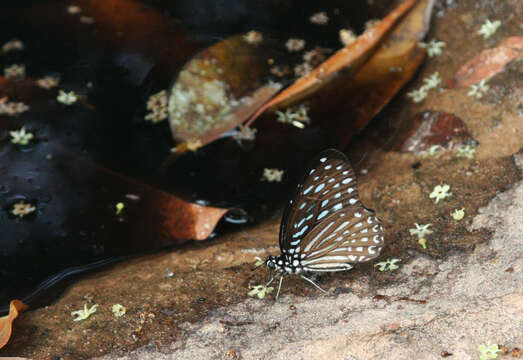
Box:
[275,275,285,300]
[265,271,276,287]
[299,274,327,294]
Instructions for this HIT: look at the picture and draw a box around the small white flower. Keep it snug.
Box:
[80,16,95,24]
[145,89,168,123]
[339,29,356,46]
[407,86,428,103]
[409,223,433,239]
[71,304,98,321]
[429,184,452,204]
[232,126,257,144]
[67,4,82,14]
[276,104,310,128]
[0,97,29,116]
[478,19,501,39]
[477,342,500,360]
[57,90,78,105]
[451,208,465,221]
[468,80,489,99]
[294,62,313,77]
[115,202,125,215]
[243,30,263,45]
[455,145,476,159]
[423,72,442,90]
[111,304,126,317]
[262,168,284,182]
[375,258,401,272]
[10,127,34,145]
[36,76,59,89]
[248,284,274,299]
[2,39,24,53]
[310,12,329,25]
[419,39,445,57]
[254,257,265,267]
[4,64,25,79]
[11,201,36,217]
[285,38,305,52]
[420,145,443,158]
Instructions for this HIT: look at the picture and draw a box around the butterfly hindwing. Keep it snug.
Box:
[299,207,384,271]
[279,149,362,253]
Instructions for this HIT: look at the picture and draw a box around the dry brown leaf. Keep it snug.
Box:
[0,300,28,350]
[450,36,523,88]
[243,0,419,128]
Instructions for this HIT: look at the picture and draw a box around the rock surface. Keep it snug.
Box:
[97,155,522,360]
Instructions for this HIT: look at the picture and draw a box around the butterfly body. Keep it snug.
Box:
[265,149,384,298]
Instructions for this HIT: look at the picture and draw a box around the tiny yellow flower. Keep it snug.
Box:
[115,202,125,215]
[112,304,126,317]
[71,304,98,321]
[248,285,274,299]
[451,208,465,221]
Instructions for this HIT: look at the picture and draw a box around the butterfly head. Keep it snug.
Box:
[265,255,279,270]
[265,254,303,274]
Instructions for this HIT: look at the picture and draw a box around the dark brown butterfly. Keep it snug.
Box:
[265,149,384,298]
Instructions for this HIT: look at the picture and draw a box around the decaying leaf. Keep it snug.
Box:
[243,0,421,128]
[450,36,523,88]
[0,300,28,349]
[168,34,282,153]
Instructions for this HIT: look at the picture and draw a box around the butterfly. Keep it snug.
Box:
[265,149,384,299]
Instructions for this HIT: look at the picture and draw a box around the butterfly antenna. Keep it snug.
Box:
[275,275,285,300]
[299,275,327,294]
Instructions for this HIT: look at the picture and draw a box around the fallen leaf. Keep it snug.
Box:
[243,0,420,128]
[398,111,476,153]
[167,35,283,151]
[450,36,523,88]
[0,300,28,350]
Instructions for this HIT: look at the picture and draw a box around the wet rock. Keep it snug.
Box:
[400,111,477,154]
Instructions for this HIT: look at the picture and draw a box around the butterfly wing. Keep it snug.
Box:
[299,207,384,271]
[279,149,362,253]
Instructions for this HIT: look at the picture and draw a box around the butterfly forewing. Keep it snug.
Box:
[280,149,361,251]
[279,149,383,269]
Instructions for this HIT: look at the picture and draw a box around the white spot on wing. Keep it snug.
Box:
[336,165,342,170]
[299,202,307,209]
[332,203,343,211]
[354,212,361,218]
[317,210,329,220]
[314,183,325,193]
[334,221,351,233]
[320,157,327,163]
[334,193,341,199]
[368,246,377,254]
[292,225,309,238]
[349,198,358,205]
[347,187,354,193]
[303,221,335,252]
[325,165,332,170]
[321,199,329,207]
[303,185,314,195]
[342,178,352,184]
